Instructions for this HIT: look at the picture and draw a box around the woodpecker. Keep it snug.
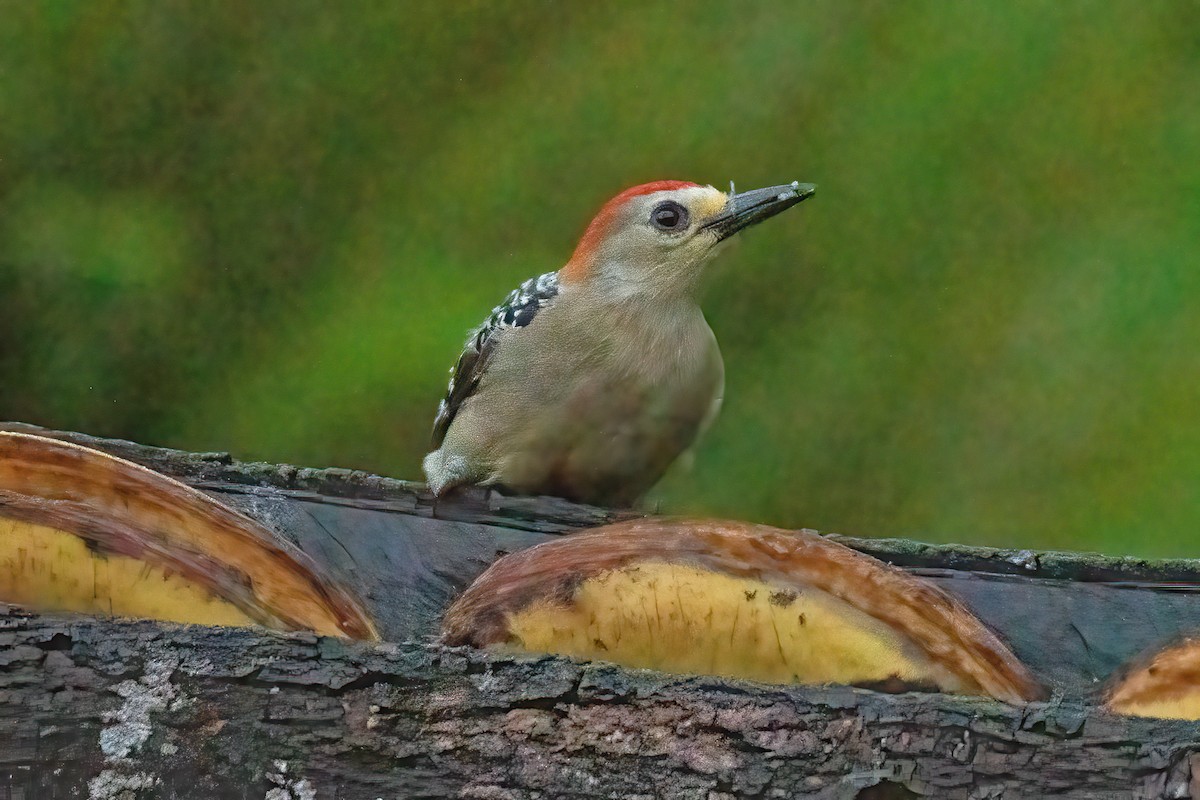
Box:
[423,179,815,507]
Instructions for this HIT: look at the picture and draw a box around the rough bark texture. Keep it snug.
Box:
[5,606,1200,800]
[4,422,1200,798]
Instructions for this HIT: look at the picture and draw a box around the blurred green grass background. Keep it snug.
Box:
[2,1,1198,556]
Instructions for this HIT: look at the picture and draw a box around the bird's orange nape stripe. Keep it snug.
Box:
[561,180,700,282]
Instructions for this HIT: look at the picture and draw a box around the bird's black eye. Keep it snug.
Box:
[650,200,690,232]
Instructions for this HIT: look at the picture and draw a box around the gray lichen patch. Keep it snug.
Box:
[89,655,186,800]
[87,769,161,800]
[265,760,317,800]
[99,657,181,761]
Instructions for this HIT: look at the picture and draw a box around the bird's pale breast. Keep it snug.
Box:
[462,297,723,506]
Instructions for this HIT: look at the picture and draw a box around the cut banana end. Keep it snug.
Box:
[443,518,1045,704]
[1104,637,1200,719]
[0,432,377,639]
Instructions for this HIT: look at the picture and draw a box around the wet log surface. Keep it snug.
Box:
[3,422,1200,798]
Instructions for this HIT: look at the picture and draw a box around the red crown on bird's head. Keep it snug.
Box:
[563,180,701,281]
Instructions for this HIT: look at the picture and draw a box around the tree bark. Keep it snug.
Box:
[3,423,1200,798]
[4,606,1200,800]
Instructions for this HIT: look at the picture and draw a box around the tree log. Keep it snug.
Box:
[3,422,1200,798]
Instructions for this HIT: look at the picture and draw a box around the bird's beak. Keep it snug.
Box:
[701,181,816,242]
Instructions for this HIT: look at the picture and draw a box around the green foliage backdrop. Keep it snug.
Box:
[3,2,1199,555]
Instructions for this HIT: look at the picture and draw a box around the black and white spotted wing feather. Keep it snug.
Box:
[431,271,560,448]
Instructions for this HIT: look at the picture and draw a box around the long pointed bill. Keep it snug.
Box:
[702,181,816,241]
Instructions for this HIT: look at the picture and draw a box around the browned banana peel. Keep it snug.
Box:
[443,518,1045,704]
[1103,636,1200,719]
[0,432,377,639]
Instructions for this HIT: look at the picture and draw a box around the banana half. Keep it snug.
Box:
[443,518,1044,704]
[0,431,377,639]
[1104,637,1200,719]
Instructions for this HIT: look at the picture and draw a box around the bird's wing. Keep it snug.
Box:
[431,271,560,448]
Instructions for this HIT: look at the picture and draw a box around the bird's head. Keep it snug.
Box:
[560,179,815,298]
